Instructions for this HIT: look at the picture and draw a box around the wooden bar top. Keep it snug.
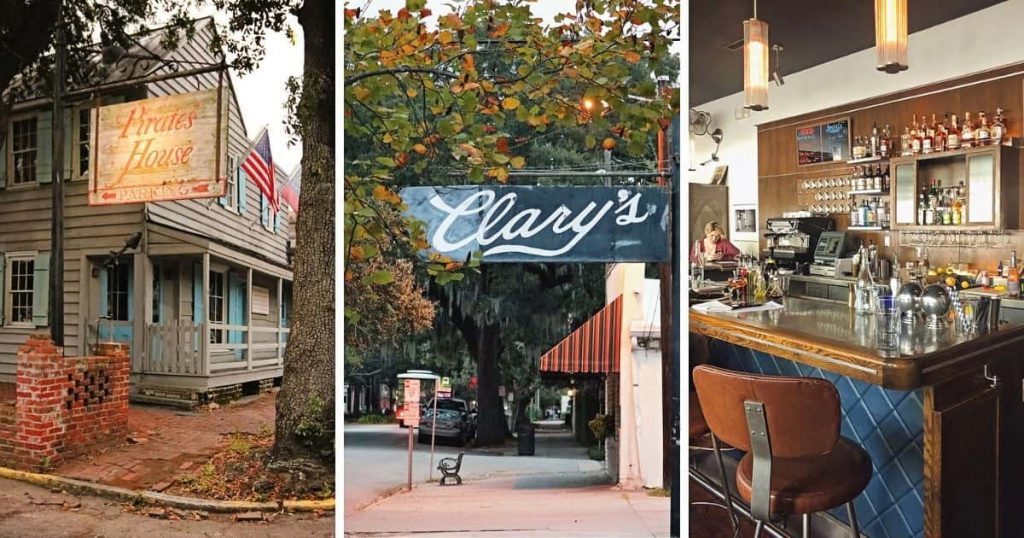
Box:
[690,297,1024,389]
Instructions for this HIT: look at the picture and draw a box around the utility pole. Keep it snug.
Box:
[655,76,679,536]
[50,0,66,347]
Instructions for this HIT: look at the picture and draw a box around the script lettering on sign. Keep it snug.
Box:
[90,89,228,205]
[402,186,669,262]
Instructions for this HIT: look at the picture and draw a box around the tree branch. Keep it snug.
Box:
[345,66,458,86]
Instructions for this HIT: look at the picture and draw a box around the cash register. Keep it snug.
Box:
[809,231,848,277]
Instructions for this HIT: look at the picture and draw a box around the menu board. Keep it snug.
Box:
[796,118,850,165]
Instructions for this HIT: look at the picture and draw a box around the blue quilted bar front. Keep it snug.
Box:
[708,338,925,538]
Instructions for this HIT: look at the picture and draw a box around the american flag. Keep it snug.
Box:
[280,167,301,213]
[241,128,278,212]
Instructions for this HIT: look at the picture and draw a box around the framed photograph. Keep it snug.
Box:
[732,204,758,240]
[710,165,728,185]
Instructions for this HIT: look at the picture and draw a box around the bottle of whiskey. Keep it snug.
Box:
[935,114,947,152]
[976,112,991,146]
[870,122,879,157]
[992,108,1007,145]
[947,114,961,150]
[879,125,890,158]
[901,127,912,156]
[911,114,922,154]
[961,112,975,148]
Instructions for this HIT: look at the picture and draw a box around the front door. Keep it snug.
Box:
[97,259,133,344]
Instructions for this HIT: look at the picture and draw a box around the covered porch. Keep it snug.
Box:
[84,225,293,401]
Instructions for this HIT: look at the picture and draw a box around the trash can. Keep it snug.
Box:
[517,423,535,456]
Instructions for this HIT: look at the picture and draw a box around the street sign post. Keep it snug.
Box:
[403,379,420,491]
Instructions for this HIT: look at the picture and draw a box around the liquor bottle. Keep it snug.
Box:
[961,112,974,148]
[882,165,890,191]
[1009,266,1021,299]
[918,191,927,225]
[958,181,967,222]
[860,199,870,226]
[850,204,860,227]
[880,125,890,158]
[1012,249,1018,271]
[855,245,875,316]
[901,127,912,156]
[910,115,922,154]
[952,196,962,225]
[976,112,991,146]
[947,114,961,150]
[992,108,1007,145]
[870,122,879,157]
[874,164,883,190]
[998,259,1005,278]
[922,114,936,154]
[877,198,888,228]
[935,114,948,152]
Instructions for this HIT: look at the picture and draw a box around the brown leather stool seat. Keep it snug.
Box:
[689,391,710,441]
[694,364,871,538]
[735,437,872,515]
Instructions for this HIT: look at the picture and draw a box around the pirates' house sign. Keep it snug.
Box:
[401,186,669,263]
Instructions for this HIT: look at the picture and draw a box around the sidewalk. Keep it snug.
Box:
[55,393,276,491]
[344,471,670,537]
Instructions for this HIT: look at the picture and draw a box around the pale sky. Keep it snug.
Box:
[188,7,304,173]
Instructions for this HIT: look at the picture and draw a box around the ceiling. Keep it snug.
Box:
[689,0,1006,106]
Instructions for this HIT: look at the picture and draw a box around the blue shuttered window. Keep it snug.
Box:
[192,262,204,323]
[36,111,52,184]
[31,253,49,327]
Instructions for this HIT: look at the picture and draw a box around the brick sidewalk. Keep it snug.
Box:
[54,393,276,491]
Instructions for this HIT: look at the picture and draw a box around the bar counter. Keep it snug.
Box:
[691,296,1024,537]
[691,296,1024,390]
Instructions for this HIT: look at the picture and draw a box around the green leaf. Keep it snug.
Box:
[364,270,394,285]
[406,0,426,10]
[375,157,396,167]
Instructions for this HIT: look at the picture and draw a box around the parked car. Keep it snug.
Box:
[417,398,477,445]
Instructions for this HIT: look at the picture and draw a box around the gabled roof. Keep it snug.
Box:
[5,17,222,103]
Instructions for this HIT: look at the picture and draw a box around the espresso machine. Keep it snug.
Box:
[762,217,835,270]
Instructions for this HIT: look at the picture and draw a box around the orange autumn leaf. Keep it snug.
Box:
[443,13,463,29]
[419,8,432,17]
[490,22,510,38]
[445,262,463,271]
[624,50,641,64]
[496,137,510,153]
[462,54,476,72]
[412,143,428,155]
[397,8,411,21]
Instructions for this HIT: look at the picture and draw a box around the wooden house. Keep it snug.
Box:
[0,18,294,405]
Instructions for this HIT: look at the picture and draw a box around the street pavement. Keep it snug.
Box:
[344,471,669,537]
[0,476,334,537]
[343,422,669,537]
[343,422,602,517]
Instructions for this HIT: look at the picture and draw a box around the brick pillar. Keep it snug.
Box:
[14,334,67,471]
[93,342,130,439]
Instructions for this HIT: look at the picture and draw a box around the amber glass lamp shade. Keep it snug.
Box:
[743,18,769,111]
[875,0,908,74]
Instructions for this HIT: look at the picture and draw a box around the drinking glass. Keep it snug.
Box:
[875,294,900,350]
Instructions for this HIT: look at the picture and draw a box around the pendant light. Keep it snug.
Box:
[743,0,769,111]
[875,0,908,73]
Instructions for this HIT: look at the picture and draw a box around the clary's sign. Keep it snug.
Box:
[401,185,669,262]
[89,89,228,205]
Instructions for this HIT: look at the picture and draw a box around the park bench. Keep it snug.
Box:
[437,452,464,485]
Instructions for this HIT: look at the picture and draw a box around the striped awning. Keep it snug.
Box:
[539,295,622,374]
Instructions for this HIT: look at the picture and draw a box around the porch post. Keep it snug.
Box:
[201,253,210,376]
[133,252,151,374]
[277,277,284,365]
[246,268,253,370]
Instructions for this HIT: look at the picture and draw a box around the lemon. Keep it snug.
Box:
[945,276,957,287]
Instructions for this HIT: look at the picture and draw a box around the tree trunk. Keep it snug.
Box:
[272,0,336,463]
[474,322,505,446]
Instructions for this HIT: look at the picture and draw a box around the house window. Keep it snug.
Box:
[10,117,38,185]
[6,256,34,326]
[75,108,91,180]
[106,262,131,321]
[209,270,226,343]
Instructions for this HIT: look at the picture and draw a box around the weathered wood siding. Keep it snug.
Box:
[0,169,145,382]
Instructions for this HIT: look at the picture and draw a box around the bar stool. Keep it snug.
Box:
[688,334,739,535]
[690,391,740,535]
[693,365,872,538]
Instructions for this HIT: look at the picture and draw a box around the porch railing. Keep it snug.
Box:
[139,322,289,376]
[144,321,204,375]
